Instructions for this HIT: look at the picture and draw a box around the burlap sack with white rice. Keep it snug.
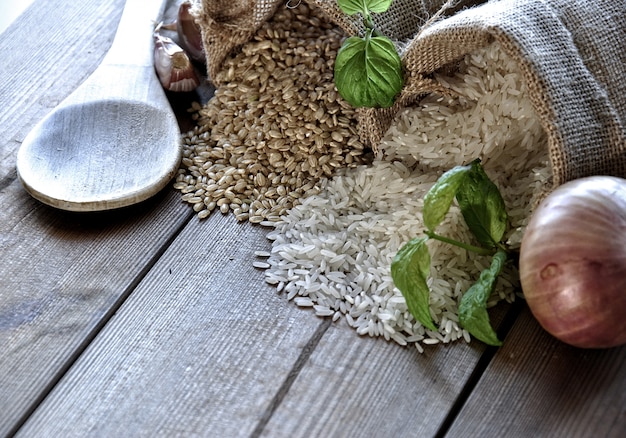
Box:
[194,0,626,188]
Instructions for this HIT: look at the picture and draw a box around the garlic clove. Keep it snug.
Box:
[153,32,200,92]
[176,1,205,63]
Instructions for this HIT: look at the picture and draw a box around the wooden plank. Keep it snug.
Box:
[260,316,493,437]
[0,182,193,435]
[445,304,626,437]
[15,213,326,437]
[0,0,197,434]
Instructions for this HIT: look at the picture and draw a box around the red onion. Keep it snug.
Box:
[519,176,626,348]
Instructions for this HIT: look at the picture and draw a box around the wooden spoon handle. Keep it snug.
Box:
[103,0,169,67]
[60,0,171,104]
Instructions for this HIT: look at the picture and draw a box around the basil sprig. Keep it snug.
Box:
[335,0,403,108]
[391,160,510,346]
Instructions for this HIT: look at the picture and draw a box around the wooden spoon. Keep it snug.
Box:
[16,0,182,211]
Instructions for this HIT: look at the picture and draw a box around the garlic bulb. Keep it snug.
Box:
[176,1,205,63]
[153,32,200,92]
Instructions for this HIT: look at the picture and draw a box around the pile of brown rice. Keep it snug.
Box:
[257,41,551,351]
[174,2,367,222]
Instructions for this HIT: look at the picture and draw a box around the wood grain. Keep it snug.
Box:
[12,209,512,437]
[261,320,490,437]
[0,0,192,435]
[15,213,326,437]
[445,305,626,437]
[0,181,193,436]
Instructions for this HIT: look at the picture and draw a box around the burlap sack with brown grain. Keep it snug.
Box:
[195,0,626,188]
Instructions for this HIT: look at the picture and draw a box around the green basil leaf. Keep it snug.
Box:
[458,249,507,346]
[338,0,393,15]
[455,161,508,248]
[423,163,472,232]
[334,33,403,108]
[363,0,394,13]
[391,237,437,331]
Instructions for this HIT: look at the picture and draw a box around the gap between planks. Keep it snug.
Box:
[434,298,525,438]
[250,318,332,438]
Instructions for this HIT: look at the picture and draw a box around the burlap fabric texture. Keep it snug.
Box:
[195,0,626,188]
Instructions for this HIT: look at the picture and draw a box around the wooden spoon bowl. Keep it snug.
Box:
[16,0,181,212]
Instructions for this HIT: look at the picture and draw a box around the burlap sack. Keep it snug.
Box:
[195,0,626,188]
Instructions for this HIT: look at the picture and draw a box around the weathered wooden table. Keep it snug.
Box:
[1,0,624,436]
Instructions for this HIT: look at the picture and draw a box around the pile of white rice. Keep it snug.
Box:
[257,42,552,351]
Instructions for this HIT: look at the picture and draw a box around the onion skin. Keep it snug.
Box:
[519,176,626,349]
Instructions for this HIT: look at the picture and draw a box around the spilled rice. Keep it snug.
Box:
[257,41,551,352]
[176,1,551,351]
